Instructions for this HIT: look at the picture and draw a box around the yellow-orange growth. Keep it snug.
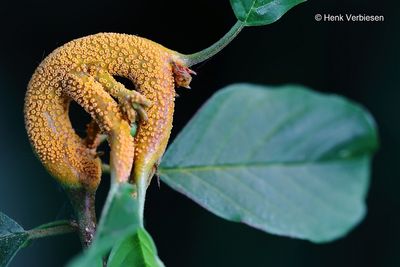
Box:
[24,33,194,191]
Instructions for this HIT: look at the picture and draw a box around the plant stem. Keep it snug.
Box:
[66,188,97,248]
[28,221,77,240]
[136,178,147,226]
[132,166,158,225]
[182,20,245,67]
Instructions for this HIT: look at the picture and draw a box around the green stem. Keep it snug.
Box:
[133,166,158,225]
[136,178,147,226]
[101,160,121,223]
[182,20,245,66]
[101,183,119,224]
[28,221,77,240]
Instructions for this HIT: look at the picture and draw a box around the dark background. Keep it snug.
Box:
[0,0,398,266]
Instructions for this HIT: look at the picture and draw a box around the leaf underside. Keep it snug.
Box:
[0,212,28,267]
[159,83,378,243]
[230,0,306,26]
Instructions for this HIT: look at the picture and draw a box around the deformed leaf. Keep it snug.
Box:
[159,83,378,243]
[0,212,28,267]
[230,0,306,26]
[108,228,164,267]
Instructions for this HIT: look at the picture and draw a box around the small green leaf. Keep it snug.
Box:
[68,183,141,267]
[159,84,378,243]
[108,228,164,267]
[230,0,306,26]
[0,212,28,267]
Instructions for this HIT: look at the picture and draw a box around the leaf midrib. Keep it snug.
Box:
[160,165,356,237]
[159,156,362,172]
[0,231,27,239]
[244,0,258,22]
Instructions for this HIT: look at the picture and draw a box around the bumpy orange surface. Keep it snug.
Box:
[24,33,194,191]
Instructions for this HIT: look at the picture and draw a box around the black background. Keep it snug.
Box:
[0,0,398,266]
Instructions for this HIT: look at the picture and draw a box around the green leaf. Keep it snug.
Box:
[0,212,28,267]
[230,0,306,26]
[68,183,141,267]
[159,84,378,243]
[108,228,164,267]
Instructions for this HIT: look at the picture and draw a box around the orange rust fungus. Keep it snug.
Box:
[24,33,194,191]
